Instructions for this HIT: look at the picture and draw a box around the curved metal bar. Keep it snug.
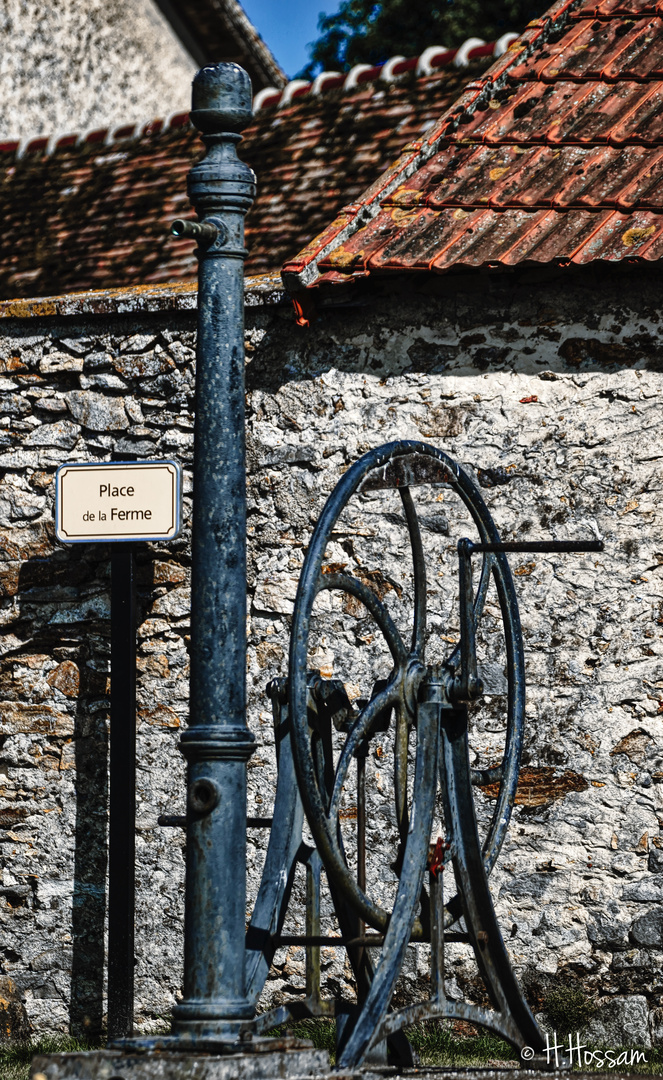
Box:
[442,463,525,893]
[418,466,524,887]
[480,558,525,876]
[399,486,427,658]
[317,572,407,666]
[439,702,543,1052]
[373,997,523,1049]
[328,680,400,825]
[253,994,336,1036]
[338,697,440,1068]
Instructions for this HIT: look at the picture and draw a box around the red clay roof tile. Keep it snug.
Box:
[289,0,663,286]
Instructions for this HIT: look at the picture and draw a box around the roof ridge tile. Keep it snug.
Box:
[253,37,514,112]
[0,38,508,167]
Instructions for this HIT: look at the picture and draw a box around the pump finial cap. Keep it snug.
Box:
[191,63,253,134]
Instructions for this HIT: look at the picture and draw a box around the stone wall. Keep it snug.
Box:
[1,266,663,1045]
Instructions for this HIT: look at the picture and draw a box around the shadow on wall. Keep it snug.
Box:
[11,537,157,1037]
[245,268,663,395]
[70,659,109,1040]
[13,540,110,1038]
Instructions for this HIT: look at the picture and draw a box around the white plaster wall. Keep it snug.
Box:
[0,0,196,140]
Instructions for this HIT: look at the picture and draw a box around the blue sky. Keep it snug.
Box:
[242,0,344,79]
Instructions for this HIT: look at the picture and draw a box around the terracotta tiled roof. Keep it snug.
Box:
[0,44,507,300]
[284,0,663,290]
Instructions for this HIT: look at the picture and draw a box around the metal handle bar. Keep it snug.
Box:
[272,932,470,947]
[453,538,604,702]
[468,540,604,553]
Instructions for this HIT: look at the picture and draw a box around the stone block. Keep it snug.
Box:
[630,910,663,947]
[26,420,80,448]
[66,392,128,431]
[585,995,651,1047]
[0,974,30,1041]
[40,354,84,374]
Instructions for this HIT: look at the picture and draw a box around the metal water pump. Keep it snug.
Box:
[243,442,602,1067]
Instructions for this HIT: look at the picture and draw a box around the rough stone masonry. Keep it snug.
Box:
[0,264,662,1048]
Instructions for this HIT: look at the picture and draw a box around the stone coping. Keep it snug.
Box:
[0,274,286,320]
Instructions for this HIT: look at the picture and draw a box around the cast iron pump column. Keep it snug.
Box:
[171,63,257,1042]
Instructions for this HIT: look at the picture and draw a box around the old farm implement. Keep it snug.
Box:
[146,62,602,1070]
[243,441,601,1068]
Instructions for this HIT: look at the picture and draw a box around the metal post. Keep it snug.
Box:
[356,743,367,1000]
[429,863,444,1004]
[108,542,137,1038]
[171,63,257,1043]
[305,851,322,1002]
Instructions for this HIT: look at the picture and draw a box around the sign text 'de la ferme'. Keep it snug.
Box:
[55,460,182,543]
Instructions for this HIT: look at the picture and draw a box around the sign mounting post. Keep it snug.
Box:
[108,524,137,1039]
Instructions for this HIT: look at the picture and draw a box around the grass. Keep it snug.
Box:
[0,1034,104,1080]
[408,1021,517,1066]
[283,1018,337,1055]
[280,1018,517,1066]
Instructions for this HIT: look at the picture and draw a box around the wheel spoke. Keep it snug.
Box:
[328,681,400,823]
[393,705,409,849]
[317,572,407,666]
[399,487,426,657]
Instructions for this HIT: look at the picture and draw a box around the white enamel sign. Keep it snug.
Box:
[55,460,182,543]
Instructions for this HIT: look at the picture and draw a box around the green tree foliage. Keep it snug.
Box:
[299,0,550,75]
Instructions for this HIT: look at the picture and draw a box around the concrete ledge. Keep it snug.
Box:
[32,1046,331,1080]
[0,273,286,319]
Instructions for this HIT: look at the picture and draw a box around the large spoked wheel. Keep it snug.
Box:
[288,441,525,936]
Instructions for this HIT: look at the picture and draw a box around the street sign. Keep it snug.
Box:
[55,460,182,543]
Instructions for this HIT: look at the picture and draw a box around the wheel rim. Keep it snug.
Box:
[288,440,525,932]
